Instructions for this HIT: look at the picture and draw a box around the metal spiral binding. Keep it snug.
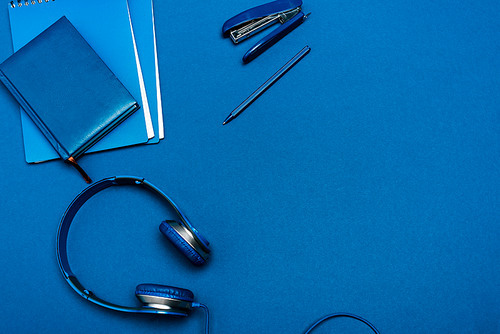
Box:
[10,0,54,8]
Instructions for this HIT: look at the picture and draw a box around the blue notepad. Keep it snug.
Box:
[7,0,152,163]
[127,0,164,140]
[0,16,141,181]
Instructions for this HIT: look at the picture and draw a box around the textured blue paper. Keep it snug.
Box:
[0,0,498,333]
[8,0,150,162]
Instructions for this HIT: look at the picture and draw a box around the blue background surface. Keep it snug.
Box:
[0,0,499,333]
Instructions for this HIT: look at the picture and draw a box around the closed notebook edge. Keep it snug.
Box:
[71,102,140,159]
[125,0,154,140]
[151,0,164,139]
[126,0,162,142]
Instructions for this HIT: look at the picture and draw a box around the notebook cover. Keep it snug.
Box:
[7,0,152,163]
[0,16,140,160]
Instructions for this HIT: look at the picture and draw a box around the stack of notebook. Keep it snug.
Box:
[3,0,164,165]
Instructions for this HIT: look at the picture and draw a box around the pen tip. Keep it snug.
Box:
[222,115,233,125]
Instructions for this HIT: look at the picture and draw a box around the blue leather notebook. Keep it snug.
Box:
[7,0,153,163]
[0,16,140,182]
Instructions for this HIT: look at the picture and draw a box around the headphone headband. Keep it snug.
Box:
[56,176,207,316]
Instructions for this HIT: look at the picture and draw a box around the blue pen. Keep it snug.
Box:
[222,45,311,125]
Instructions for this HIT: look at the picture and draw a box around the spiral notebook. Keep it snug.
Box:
[7,0,155,163]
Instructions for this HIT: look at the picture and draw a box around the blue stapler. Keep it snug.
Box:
[222,0,309,64]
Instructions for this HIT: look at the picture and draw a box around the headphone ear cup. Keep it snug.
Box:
[160,221,206,266]
[135,283,194,312]
[136,283,194,302]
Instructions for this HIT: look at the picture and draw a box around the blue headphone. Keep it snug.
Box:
[57,176,380,334]
[56,176,211,321]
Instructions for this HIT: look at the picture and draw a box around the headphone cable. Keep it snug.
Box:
[190,304,378,334]
[192,303,209,334]
[304,312,380,334]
